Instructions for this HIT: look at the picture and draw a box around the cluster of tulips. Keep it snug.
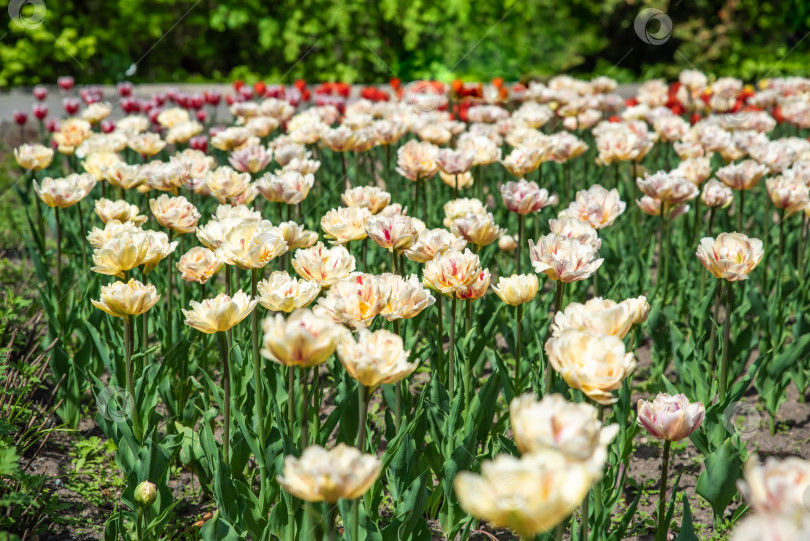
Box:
[11,70,810,540]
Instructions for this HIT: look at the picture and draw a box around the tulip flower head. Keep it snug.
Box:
[292,242,356,287]
[636,393,705,442]
[491,274,539,306]
[529,233,603,283]
[501,179,558,215]
[91,279,160,320]
[337,329,416,388]
[176,246,222,284]
[95,198,148,225]
[14,143,54,171]
[182,290,257,334]
[34,174,96,208]
[260,308,343,367]
[696,232,764,281]
[256,271,321,313]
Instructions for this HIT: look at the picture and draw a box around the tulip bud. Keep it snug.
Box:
[637,393,705,442]
[63,97,80,116]
[13,110,27,126]
[58,76,75,91]
[33,103,48,120]
[134,481,157,507]
[33,85,48,101]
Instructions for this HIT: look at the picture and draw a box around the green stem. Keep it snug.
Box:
[251,269,268,500]
[546,282,565,395]
[166,250,174,347]
[225,264,232,296]
[655,440,672,541]
[218,332,231,467]
[77,202,87,272]
[662,203,671,301]
[515,303,523,394]
[449,296,457,397]
[353,384,370,541]
[124,318,142,440]
[464,299,472,407]
[707,282,723,379]
[737,189,744,231]
[436,296,444,384]
[580,488,589,541]
[393,319,402,431]
[517,213,524,272]
[137,506,144,541]
[300,368,309,450]
[719,283,733,402]
[327,503,337,541]
[777,208,786,310]
[55,207,65,337]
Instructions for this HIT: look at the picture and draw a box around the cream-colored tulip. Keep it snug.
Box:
[443,198,487,228]
[529,233,603,282]
[182,290,257,334]
[455,268,491,300]
[636,393,705,442]
[34,174,96,208]
[95,198,148,225]
[500,147,546,177]
[176,246,222,284]
[337,329,416,387]
[260,308,342,367]
[701,179,734,208]
[498,235,518,252]
[451,212,505,247]
[378,273,435,320]
[215,221,288,269]
[91,232,150,278]
[737,456,810,516]
[501,179,558,215]
[139,230,179,274]
[53,119,92,154]
[365,215,418,252]
[277,444,381,503]
[128,132,166,157]
[277,220,318,250]
[292,242,356,287]
[423,249,482,296]
[314,273,388,328]
[551,297,639,338]
[545,329,636,404]
[716,159,769,191]
[257,271,321,312]
[625,295,650,325]
[396,140,439,181]
[696,233,764,281]
[491,274,538,306]
[729,513,810,541]
[321,207,371,244]
[636,171,699,206]
[195,217,243,251]
[14,143,54,171]
[454,450,592,539]
[149,194,201,234]
[766,174,809,216]
[558,185,625,229]
[548,217,601,249]
[205,166,252,204]
[260,171,314,205]
[91,279,160,320]
[87,220,143,249]
[341,186,391,214]
[404,228,467,263]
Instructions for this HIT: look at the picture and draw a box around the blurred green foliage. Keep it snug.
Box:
[1,0,809,86]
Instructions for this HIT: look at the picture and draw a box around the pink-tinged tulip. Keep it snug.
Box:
[696,233,764,281]
[636,393,705,442]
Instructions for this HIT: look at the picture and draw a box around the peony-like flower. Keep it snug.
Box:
[261,308,342,367]
[314,273,388,328]
[423,249,482,296]
[729,513,810,541]
[637,171,699,206]
[766,174,809,216]
[715,160,769,191]
[341,186,391,214]
[176,246,222,284]
[256,271,320,312]
[321,207,371,244]
[404,228,467,263]
[500,147,547,177]
[53,118,92,154]
[34,174,96,208]
[501,179,558,215]
[149,194,201,234]
[87,220,143,249]
[701,179,734,208]
[91,279,160,320]
[91,233,151,278]
[454,450,592,539]
[277,220,319,250]
[14,143,54,171]
[559,185,625,229]
[439,170,474,190]
[443,198,487,228]
[458,134,502,165]
[737,456,810,516]
[529,233,603,282]
[140,230,179,274]
[258,171,314,205]
[491,274,539,306]
[451,212,505,247]
[156,108,189,129]
[216,221,288,269]
[277,444,381,503]
[545,329,636,404]
[675,157,712,186]
[637,393,705,442]
[499,235,518,252]
[337,329,416,387]
[510,393,619,474]
[365,215,418,252]
[95,198,147,225]
[624,295,650,325]
[165,121,203,145]
[103,162,142,191]
[437,148,474,175]
[321,126,356,152]
[206,166,252,204]
[636,196,690,218]
[396,140,439,181]
[455,269,491,300]
[378,273,435,320]
[182,290,257,333]
[128,132,166,157]
[696,233,764,281]
[211,126,257,152]
[292,242,356,287]
[228,145,273,174]
[548,217,601,249]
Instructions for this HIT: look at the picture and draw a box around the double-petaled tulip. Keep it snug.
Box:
[766,173,809,216]
[729,514,810,541]
[228,145,272,174]
[443,198,487,228]
[91,232,151,278]
[701,179,734,208]
[341,186,391,213]
[437,148,474,175]
[165,120,203,145]
[216,221,288,269]
[423,249,482,296]
[545,329,636,404]
[140,230,179,274]
[450,212,505,247]
[211,126,258,152]
[53,118,92,154]
[500,179,558,215]
[321,126,357,152]
[458,134,502,165]
[277,444,381,503]
[128,133,166,157]
[675,157,712,186]
[737,456,810,517]
[396,140,439,181]
[455,268,491,300]
[510,393,619,475]
[176,246,222,284]
[87,220,143,249]
[14,143,54,171]
[260,308,342,367]
[716,159,769,191]
[499,235,518,252]
[637,171,699,206]
[321,206,371,244]
[314,273,388,328]
[636,196,690,218]
[365,215,418,252]
[378,273,435,320]
[292,242,356,287]
[548,217,601,249]
[205,166,252,204]
[500,146,547,177]
[637,393,705,442]
[491,274,538,306]
[529,233,603,282]
[337,329,416,388]
[149,194,201,234]
[404,228,467,263]
[91,279,160,320]
[439,170,474,190]
[559,185,625,229]
[551,297,639,338]
[182,290,257,333]
[277,220,318,250]
[258,171,314,205]
[257,271,320,313]
[34,174,96,208]
[95,198,148,225]
[454,450,592,539]
[696,233,764,281]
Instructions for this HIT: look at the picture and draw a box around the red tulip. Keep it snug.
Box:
[190,135,208,153]
[121,97,140,113]
[118,81,134,97]
[32,103,48,120]
[204,90,221,105]
[58,76,75,91]
[63,97,80,116]
[33,85,48,101]
[294,79,307,91]
[190,94,205,110]
[153,92,168,106]
[46,119,60,133]
[196,109,208,123]
[13,110,28,125]
[101,119,116,133]
[254,81,267,96]
[238,85,254,100]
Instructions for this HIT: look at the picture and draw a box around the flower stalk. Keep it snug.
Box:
[655,440,672,541]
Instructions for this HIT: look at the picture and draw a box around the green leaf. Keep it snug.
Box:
[696,438,742,520]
